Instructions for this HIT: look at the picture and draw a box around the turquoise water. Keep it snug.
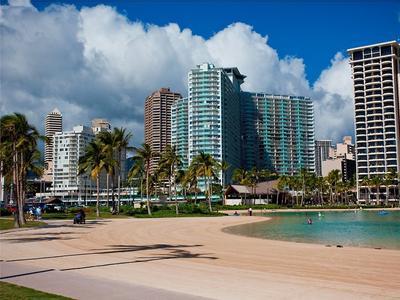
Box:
[226,210,400,250]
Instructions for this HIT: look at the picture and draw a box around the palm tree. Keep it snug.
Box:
[326,170,341,205]
[79,140,106,217]
[248,167,261,203]
[176,169,188,200]
[315,176,326,205]
[159,145,182,214]
[218,161,230,206]
[186,166,199,204]
[128,156,145,203]
[288,175,301,206]
[0,113,44,227]
[369,175,384,205]
[233,168,250,204]
[133,143,155,215]
[385,169,397,205]
[112,128,133,212]
[360,177,371,204]
[277,175,290,205]
[298,169,310,206]
[191,152,218,212]
[96,131,118,208]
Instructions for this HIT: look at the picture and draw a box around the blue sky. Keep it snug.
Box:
[31,0,400,83]
[1,0,399,144]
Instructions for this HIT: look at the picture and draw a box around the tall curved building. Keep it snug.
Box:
[45,108,63,167]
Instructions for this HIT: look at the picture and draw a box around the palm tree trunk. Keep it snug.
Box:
[106,174,110,207]
[208,177,212,212]
[111,174,115,211]
[18,152,26,225]
[96,174,100,217]
[146,165,151,216]
[12,144,20,228]
[174,174,178,215]
[140,178,143,203]
[117,150,122,213]
[194,182,198,204]
[117,175,121,213]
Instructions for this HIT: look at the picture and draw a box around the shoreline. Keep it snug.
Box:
[1,217,399,299]
[222,207,400,215]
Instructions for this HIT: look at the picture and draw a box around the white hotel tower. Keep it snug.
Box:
[45,108,63,166]
[347,41,400,203]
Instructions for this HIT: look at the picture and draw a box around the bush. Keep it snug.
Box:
[0,207,12,217]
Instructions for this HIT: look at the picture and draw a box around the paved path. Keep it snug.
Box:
[0,261,209,300]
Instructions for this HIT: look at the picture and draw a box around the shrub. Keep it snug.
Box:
[0,207,12,217]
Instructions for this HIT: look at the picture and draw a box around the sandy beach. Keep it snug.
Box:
[1,216,400,299]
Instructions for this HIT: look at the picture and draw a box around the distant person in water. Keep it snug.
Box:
[307,218,313,225]
[248,207,253,216]
[233,211,240,216]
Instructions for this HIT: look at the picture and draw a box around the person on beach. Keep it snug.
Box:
[248,207,253,216]
[35,206,42,220]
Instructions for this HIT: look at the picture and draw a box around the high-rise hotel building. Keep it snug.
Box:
[348,41,400,202]
[315,140,333,177]
[171,97,189,169]
[187,63,244,183]
[42,108,63,182]
[145,88,182,172]
[241,93,315,175]
[45,108,63,165]
[52,125,98,199]
[171,63,315,182]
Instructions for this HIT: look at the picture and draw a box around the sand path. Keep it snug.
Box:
[1,216,399,299]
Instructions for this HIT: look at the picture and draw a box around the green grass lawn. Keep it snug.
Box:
[134,210,226,218]
[0,218,47,230]
[42,211,129,220]
[0,282,72,299]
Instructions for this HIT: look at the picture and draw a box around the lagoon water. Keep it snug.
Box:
[226,210,400,250]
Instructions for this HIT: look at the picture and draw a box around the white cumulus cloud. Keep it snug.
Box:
[0,1,354,147]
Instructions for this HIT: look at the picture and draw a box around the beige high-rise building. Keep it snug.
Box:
[43,108,62,182]
[45,108,63,164]
[144,88,182,171]
[91,118,111,135]
[348,41,400,203]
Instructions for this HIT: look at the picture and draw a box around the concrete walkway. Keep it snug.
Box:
[0,262,209,300]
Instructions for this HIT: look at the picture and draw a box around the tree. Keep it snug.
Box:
[96,131,118,208]
[277,175,290,205]
[133,143,156,215]
[176,169,188,200]
[315,176,327,205]
[191,152,219,212]
[326,170,341,204]
[298,169,310,206]
[369,176,384,205]
[0,113,44,227]
[112,128,133,213]
[360,177,371,204]
[288,175,301,206]
[79,140,106,217]
[218,161,230,206]
[127,156,145,203]
[385,169,397,205]
[159,145,182,214]
[232,168,250,204]
[186,166,199,204]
